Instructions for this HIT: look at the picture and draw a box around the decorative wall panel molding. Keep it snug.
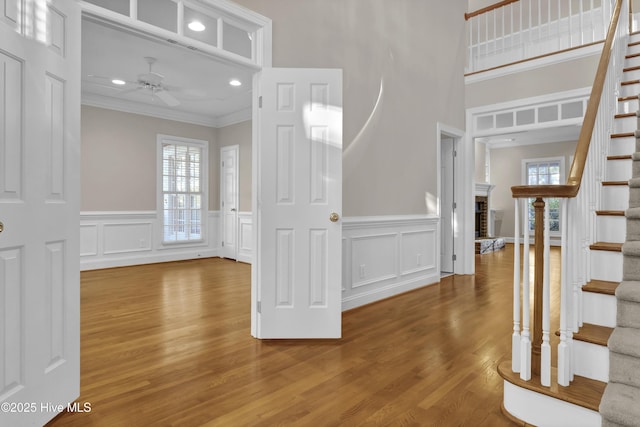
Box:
[80,213,441,312]
[342,215,440,311]
[80,211,220,270]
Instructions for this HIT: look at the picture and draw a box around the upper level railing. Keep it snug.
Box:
[466,0,612,74]
[509,0,628,386]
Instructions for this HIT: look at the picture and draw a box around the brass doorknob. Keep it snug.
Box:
[0,221,3,233]
[329,212,339,222]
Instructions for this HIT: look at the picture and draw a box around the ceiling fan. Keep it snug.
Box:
[118,56,180,107]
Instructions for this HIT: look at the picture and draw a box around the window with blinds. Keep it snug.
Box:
[159,136,207,243]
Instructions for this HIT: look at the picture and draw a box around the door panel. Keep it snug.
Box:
[256,68,342,338]
[220,145,238,259]
[0,1,80,425]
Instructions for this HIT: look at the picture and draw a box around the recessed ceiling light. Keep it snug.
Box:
[188,21,206,32]
[229,79,242,87]
[112,79,126,85]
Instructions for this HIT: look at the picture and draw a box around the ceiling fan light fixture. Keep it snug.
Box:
[229,79,242,87]
[188,21,206,32]
[112,79,126,85]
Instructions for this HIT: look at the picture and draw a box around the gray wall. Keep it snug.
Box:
[489,140,577,238]
[235,0,467,216]
[81,105,253,212]
[81,105,218,211]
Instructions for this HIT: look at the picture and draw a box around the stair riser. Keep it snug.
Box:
[624,255,640,281]
[634,158,640,177]
[609,136,635,156]
[625,56,640,70]
[602,185,630,211]
[503,381,602,427]
[624,68,640,81]
[618,99,639,114]
[630,186,640,208]
[582,291,617,327]
[617,299,640,329]
[627,217,640,241]
[596,215,626,243]
[573,340,610,382]
[627,43,640,56]
[607,158,632,181]
[614,116,636,133]
[591,250,623,282]
[621,83,640,97]
[610,351,640,389]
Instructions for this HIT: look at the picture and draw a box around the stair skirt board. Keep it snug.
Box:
[573,340,610,383]
[582,291,617,328]
[590,250,623,282]
[503,381,601,427]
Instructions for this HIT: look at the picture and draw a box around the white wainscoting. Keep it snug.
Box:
[80,212,441,311]
[237,211,253,264]
[342,215,440,311]
[80,211,220,270]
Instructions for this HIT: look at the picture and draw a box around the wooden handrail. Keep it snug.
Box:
[511,0,625,199]
[465,0,520,21]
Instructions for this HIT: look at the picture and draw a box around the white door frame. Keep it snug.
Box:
[436,123,469,275]
[220,144,240,260]
[77,1,273,337]
[440,134,456,274]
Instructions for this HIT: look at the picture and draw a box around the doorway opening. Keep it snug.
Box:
[437,123,465,277]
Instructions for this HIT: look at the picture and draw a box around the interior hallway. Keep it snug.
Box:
[46,246,539,426]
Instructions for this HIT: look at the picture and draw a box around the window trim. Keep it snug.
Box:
[157,134,209,248]
[521,156,565,236]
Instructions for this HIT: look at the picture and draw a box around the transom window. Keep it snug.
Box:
[158,135,208,244]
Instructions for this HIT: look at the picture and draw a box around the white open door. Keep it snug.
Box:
[0,1,81,425]
[254,68,342,338]
[220,145,239,260]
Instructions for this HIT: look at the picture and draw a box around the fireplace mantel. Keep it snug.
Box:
[475,182,495,197]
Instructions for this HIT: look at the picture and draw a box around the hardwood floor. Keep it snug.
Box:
[45,246,534,426]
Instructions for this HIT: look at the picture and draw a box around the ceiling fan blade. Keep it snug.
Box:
[154,89,180,107]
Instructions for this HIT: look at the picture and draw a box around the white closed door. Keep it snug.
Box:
[220,145,239,259]
[255,68,342,338]
[0,1,81,426]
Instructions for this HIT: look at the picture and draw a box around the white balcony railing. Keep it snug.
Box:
[466,0,613,74]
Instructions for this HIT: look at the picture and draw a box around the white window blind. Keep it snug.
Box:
[161,140,205,243]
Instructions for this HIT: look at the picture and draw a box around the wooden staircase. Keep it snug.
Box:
[498,30,640,426]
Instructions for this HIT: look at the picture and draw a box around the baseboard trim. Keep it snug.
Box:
[81,249,220,271]
[342,273,440,311]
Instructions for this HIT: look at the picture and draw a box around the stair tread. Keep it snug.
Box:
[611,132,635,138]
[590,242,623,252]
[622,79,640,85]
[602,181,629,186]
[615,112,637,118]
[596,210,625,216]
[618,95,639,101]
[607,154,633,160]
[624,64,640,71]
[601,383,640,426]
[497,360,605,412]
[583,280,619,295]
[626,52,640,59]
[574,323,613,346]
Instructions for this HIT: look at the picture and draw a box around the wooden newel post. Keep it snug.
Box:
[532,197,545,375]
